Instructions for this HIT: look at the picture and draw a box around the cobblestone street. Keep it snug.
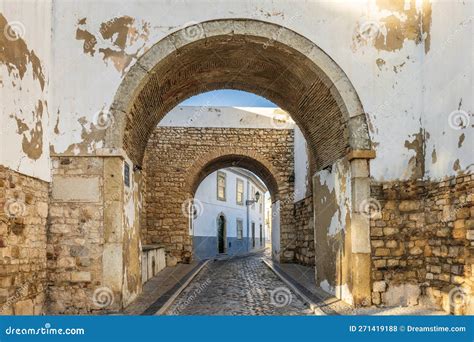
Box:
[165,253,313,315]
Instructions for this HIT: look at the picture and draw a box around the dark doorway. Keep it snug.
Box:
[251,222,255,248]
[259,224,263,246]
[218,214,226,254]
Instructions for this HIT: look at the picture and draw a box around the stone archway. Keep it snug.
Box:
[102,19,374,307]
[142,127,294,264]
[105,19,371,167]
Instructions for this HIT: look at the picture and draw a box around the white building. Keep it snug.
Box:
[192,167,267,259]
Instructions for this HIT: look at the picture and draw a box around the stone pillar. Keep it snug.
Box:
[102,157,125,311]
[349,151,375,306]
[48,151,132,314]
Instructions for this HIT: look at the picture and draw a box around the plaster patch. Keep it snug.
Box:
[431,147,437,164]
[404,128,425,179]
[62,116,106,155]
[51,176,100,202]
[352,0,432,54]
[376,58,386,70]
[458,133,465,148]
[453,159,461,172]
[0,14,45,90]
[336,283,354,306]
[10,100,45,160]
[320,279,335,295]
[75,16,151,74]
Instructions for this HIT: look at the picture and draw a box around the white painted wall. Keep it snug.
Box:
[264,193,272,242]
[271,201,281,259]
[159,106,295,129]
[422,1,473,179]
[2,1,472,183]
[294,126,309,202]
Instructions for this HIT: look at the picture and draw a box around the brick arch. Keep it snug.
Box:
[185,149,283,203]
[106,19,372,169]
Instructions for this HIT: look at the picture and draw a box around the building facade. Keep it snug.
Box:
[1,1,472,314]
[192,167,267,260]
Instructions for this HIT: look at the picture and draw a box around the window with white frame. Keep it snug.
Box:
[236,219,243,240]
[217,171,226,201]
[236,178,244,205]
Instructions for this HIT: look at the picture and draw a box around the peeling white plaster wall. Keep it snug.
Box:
[47,0,431,183]
[314,158,352,304]
[422,1,473,179]
[2,0,470,183]
[294,126,309,202]
[0,0,52,181]
[316,160,351,238]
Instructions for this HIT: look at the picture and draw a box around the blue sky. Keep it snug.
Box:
[180,89,277,107]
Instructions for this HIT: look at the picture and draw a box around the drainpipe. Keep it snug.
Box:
[246,178,250,253]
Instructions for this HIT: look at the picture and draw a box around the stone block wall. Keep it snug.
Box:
[143,127,295,262]
[47,156,106,314]
[370,173,473,313]
[47,155,142,314]
[293,196,315,266]
[0,166,48,315]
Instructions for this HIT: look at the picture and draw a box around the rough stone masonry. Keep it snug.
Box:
[142,127,304,264]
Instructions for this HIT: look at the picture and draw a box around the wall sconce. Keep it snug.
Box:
[246,191,260,206]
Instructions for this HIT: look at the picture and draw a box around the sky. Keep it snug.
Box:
[180,89,277,107]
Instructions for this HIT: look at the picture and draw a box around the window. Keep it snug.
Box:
[236,219,243,240]
[217,171,226,201]
[236,178,244,205]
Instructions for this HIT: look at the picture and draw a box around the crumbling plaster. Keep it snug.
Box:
[0,2,51,181]
[1,1,471,183]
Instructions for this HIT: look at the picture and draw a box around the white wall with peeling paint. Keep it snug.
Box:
[422,1,473,179]
[0,0,52,181]
[313,158,352,304]
[46,0,426,181]
[294,126,309,202]
[2,0,472,183]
